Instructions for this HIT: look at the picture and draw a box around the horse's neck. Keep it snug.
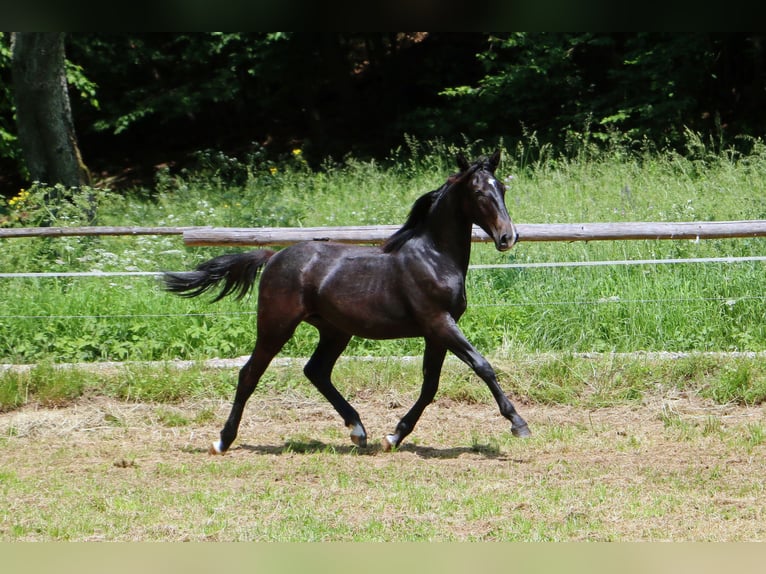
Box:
[425,190,473,274]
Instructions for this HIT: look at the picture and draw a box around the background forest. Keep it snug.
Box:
[2,32,766,191]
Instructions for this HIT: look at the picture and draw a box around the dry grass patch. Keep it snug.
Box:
[1,390,765,541]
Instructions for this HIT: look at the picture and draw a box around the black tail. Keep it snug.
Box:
[163,250,276,302]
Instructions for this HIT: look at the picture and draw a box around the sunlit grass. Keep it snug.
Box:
[1,136,766,365]
[3,351,766,413]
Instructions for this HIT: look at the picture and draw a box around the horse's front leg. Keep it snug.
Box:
[434,315,531,439]
[382,340,446,451]
[303,327,367,447]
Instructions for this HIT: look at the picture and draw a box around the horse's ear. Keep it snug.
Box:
[455,162,481,184]
[456,153,470,172]
[488,149,501,173]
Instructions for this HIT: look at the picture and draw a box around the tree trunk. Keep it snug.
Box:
[10,32,90,188]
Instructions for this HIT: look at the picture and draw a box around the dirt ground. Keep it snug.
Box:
[2,391,766,541]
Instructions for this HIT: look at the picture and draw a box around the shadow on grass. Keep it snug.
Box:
[233,439,521,460]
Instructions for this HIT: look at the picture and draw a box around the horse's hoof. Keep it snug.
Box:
[381,434,397,452]
[209,440,225,455]
[348,423,367,448]
[512,424,531,438]
[350,434,367,448]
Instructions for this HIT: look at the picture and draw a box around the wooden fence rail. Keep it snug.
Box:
[3,220,766,246]
[181,220,766,246]
[0,226,196,239]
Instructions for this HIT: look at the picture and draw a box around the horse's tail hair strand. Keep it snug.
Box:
[163,250,276,302]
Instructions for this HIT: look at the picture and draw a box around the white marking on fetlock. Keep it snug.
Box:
[348,423,366,444]
[382,433,399,451]
[209,440,224,455]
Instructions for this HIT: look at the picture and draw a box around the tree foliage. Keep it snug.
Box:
[0,33,17,163]
[1,32,766,187]
[440,33,766,152]
[66,33,289,135]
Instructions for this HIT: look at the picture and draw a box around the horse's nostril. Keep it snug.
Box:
[497,230,517,251]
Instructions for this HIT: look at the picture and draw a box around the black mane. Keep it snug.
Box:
[381,186,445,253]
[381,154,494,253]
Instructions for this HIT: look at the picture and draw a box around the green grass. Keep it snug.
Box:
[2,135,766,365]
[3,351,766,413]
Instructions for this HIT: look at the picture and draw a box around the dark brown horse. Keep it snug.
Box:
[164,150,530,454]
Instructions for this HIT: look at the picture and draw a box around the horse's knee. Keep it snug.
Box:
[472,358,495,381]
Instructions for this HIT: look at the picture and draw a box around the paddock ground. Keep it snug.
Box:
[1,387,765,542]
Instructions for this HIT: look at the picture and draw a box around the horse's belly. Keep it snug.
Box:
[349,318,422,340]
[314,300,422,340]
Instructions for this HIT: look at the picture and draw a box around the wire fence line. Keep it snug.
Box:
[2,295,765,322]
[2,254,766,279]
[469,255,766,269]
[1,255,764,321]
[0,271,162,278]
[0,311,259,320]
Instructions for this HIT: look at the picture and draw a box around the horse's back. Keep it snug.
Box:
[263,241,382,281]
[259,241,421,339]
[259,240,390,304]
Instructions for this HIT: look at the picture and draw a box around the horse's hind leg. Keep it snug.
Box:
[303,326,367,447]
[382,340,446,451]
[212,315,301,454]
[211,344,273,454]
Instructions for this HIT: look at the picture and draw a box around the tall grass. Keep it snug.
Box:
[2,135,766,365]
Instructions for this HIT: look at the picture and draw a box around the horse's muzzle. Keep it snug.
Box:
[496,227,519,251]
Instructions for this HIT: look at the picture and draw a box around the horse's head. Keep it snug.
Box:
[454,149,518,252]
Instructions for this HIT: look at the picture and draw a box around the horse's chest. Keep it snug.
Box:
[443,284,468,318]
[408,266,466,313]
